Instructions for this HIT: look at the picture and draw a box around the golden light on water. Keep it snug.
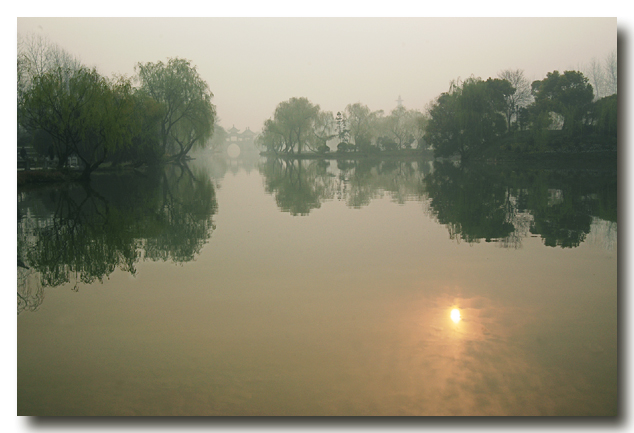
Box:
[450,309,461,323]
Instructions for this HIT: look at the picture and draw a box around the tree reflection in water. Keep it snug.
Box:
[259,156,616,250]
[259,158,334,216]
[424,161,616,248]
[18,156,616,313]
[259,157,431,214]
[17,162,218,313]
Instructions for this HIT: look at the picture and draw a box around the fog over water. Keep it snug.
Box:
[16,17,617,132]
[10,7,628,430]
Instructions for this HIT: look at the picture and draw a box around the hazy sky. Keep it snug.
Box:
[17,17,617,133]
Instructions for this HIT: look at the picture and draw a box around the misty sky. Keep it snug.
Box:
[17,17,617,134]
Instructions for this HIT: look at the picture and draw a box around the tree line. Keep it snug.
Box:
[17,33,216,180]
[257,98,427,155]
[18,33,616,174]
[258,52,617,161]
[425,61,617,161]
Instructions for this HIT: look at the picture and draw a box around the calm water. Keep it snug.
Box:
[17,153,617,416]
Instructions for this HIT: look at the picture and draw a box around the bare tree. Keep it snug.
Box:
[581,50,617,100]
[604,50,617,96]
[497,69,533,132]
[17,32,82,135]
[381,106,422,150]
[17,32,81,94]
[585,57,606,100]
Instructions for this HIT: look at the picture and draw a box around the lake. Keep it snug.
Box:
[17,152,617,416]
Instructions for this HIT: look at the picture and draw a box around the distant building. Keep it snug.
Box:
[225,125,258,153]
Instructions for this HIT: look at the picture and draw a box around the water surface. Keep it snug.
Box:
[17,154,617,416]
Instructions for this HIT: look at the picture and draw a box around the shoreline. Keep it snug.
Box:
[259,148,617,163]
[18,149,616,188]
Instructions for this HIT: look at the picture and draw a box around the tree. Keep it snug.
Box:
[424,86,461,158]
[603,50,618,96]
[530,70,594,136]
[581,51,617,101]
[257,118,286,154]
[124,90,165,165]
[310,111,336,152]
[591,94,617,138]
[20,66,138,179]
[17,33,83,149]
[585,57,606,100]
[381,106,423,150]
[135,58,216,161]
[425,76,510,160]
[413,114,429,150]
[457,77,509,151]
[77,75,138,179]
[17,33,81,105]
[207,122,228,153]
[497,69,532,131]
[20,66,100,171]
[257,97,320,155]
[345,102,378,151]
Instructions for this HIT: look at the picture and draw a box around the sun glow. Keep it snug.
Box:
[450,309,461,323]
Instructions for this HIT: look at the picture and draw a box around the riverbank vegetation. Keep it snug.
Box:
[258,55,617,162]
[18,33,617,185]
[257,98,427,156]
[425,69,617,162]
[17,34,216,181]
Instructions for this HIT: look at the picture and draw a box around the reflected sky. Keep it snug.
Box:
[17,157,617,416]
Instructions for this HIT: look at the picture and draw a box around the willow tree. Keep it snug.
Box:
[20,66,92,168]
[135,58,216,161]
[345,102,377,151]
[258,97,320,155]
[17,32,82,122]
[309,110,336,152]
[257,118,286,154]
[20,66,137,179]
[77,75,138,179]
